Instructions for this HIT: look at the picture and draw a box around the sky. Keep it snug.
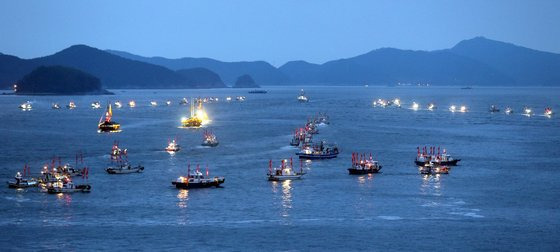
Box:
[0,0,559,66]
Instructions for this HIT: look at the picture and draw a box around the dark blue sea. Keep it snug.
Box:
[1,86,559,251]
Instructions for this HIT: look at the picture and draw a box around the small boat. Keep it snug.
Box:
[172,165,225,189]
[105,163,144,174]
[390,98,401,108]
[128,100,136,108]
[92,101,101,109]
[165,139,181,152]
[7,165,37,188]
[296,141,339,159]
[419,162,449,175]
[248,90,267,94]
[110,141,127,161]
[52,103,61,109]
[290,135,301,147]
[415,146,460,166]
[267,158,306,181]
[297,89,309,102]
[114,101,123,108]
[460,105,467,112]
[225,96,232,102]
[461,87,473,90]
[544,107,553,117]
[523,106,533,116]
[98,103,121,132]
[314,113,329,125]
[411,102,420,111]
[150,101,158,106]
[505,107,514,114]
[489,105,500,113]
[427,103,436,110]
[236,96,246,101]
[181,101,203,128]
[19,101,32,110]
[166,100,172,106]
[67,101,76,109]
[201,130,219,147]
[373,99,388,107]
[179,98,188,105]
[348,153,382,174]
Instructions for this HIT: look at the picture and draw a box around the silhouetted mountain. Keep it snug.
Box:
[107,50,288,85]
[233,74,260,88]
[176,67,226,88]
[0,45,226,89]
[16,65,109,94]
[450,37,560,86]
[278,61,321,84]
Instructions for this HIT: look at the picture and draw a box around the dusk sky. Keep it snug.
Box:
[1,0,559,66]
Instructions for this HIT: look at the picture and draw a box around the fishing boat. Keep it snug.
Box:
[389,98,401,108]
[91,101,101,109]
[150,101,158,106]
[411,102,420,111]
[296,141,339,159]
[106,163,144,174]
[248,90,267,94]
[181,101,203,128]
[419,162,449,175]
[172,165,225,189]
[297,89,309,102]
[427,103,436,110]
[489,105,500,112]
[165,138,181,152]
[225,96,232,102]
[98,103,121,132]
[544,107,553,117]
[46,176,91,193]
[505,107,514,114]
[110,141,127,161]
[179,98,188,105]
[373,98,388,107]
[236,96,246,101]
[415,146,460,166]
[52,103,61,109]
[314,113,329,125]
[523,106,533,116]
[128,100,136,107]
[19,101,32,110]
[67,101,76,109]
[201,130,219,147]
[290,135,301,147]
[267,158,306,181]
[166,100,172,106]
[348,153,382,174]
[7,165,37,188]
[114,101,123,108]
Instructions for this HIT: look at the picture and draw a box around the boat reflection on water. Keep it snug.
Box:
[271,180,292,218]
[356,173,375,185]
[56,193,73,206]
[420,174,442,197]
[176,189,189,209]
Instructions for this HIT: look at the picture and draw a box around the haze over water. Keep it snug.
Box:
[0,86,558,250]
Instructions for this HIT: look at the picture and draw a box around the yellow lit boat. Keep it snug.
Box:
[181,100,206,128]
[98,103,121,132]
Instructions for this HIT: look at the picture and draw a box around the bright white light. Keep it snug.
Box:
[412,102,419,110]
[449,105,456,112]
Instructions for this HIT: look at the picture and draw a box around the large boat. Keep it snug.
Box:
[181,101,203,128]
[165,138,181,152]
[172,165,225,189]
[7,165,37,188]
[348,153,382,175]
[297,89,309,102]
[201,130,219,147]
[419,162,449,175]
[267,158,306,181]
[296,141,339,159]
[19,101,32,110]
[46,177,91,194]
[106,163,144,174]
[415,146,460,166]
[98,103,121,132]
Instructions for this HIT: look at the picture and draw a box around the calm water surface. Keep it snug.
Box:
[0,86,559,251]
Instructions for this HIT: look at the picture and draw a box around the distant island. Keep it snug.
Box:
[176,67,226,88]
[233,74,260,88]
[15,65,112,95]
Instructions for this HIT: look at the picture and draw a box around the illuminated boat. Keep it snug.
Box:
[7,165,37,188]
[52,103,61,109]
[110,141,127,161]
[489,105,500,113]
[544,107,553,116]
[172,165,225,189]
[114,101,123,108]
[66,101,76,109]
[427,103,436,110]
[179,98,188,105]
[19,101,32,110]
[165,139,181,152]
[297,89,309,102]
[419,162,449,175]
[46,177,91,193]
[98,103,121,132]
[314,113,329,125]
[523,106,533,116]
[505,107,514,114]
[267,158,305,181]
[236,96,246,101]
[296,141,339,159]
[166,100,172,106]
[92,101,101,109]
[106,163,144,174]
[348,153,382,174]
[201,130,219,147]
[181,101,204,128]
[389,98,401,107]
[373,98,388,107]
[128,100,136,108]
[226,96,232,102]
[411,102,420,111]
[415,146,460,166]
[150,101,158,106]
